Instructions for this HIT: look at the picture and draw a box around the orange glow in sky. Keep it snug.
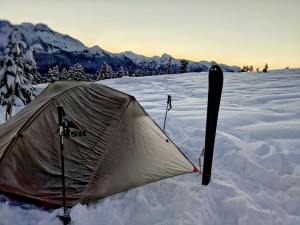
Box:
[1,0,299,69]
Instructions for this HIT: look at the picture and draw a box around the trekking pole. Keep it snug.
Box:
[163,95,172,133]
[57,106,71,225]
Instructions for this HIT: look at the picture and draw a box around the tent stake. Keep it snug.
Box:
[163,95,172,133]
[57,106,71,225]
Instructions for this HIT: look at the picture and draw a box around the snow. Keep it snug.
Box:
[120,51,172,66]
[35,29,86,53]
[89,45,106,56]
[2,22,88,53]
[120,51,151,64]
[1,69,300,225]
[0,21,12,50]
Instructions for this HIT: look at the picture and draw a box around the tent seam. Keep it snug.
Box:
[135,100,197,169]
[78,97,133,204]
[0,82,86,174]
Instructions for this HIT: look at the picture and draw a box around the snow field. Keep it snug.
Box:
[0,69,300,225]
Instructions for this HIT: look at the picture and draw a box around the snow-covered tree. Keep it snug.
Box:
[48,65,60,80]
[0,54,4,68]
[167,58,173,74]
[60,68,68,80]
[70,63,85,80]
[115,67,127,78]
[97,63,113,80]
[133,69,142,77]
[145,69,151,76]
[0,32,36,107]
[179,59,189,73]
[152,69,159,76]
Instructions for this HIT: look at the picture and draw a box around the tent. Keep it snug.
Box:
[0,81,197,208]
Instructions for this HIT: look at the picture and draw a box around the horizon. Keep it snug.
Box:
[1,0,299,70]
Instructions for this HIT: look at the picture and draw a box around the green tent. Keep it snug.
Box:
[0,81,197,208]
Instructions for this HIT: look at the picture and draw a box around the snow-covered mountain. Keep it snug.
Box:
[0,20,241,75]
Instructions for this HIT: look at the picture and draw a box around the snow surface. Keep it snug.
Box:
[0,69,300,225]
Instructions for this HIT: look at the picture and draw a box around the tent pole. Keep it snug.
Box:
[57,106,71,225]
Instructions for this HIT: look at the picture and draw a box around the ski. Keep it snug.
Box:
[202,65,223,185]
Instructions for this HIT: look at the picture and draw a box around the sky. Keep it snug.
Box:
[1,0,299,69]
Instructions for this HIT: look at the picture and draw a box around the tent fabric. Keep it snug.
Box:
[0,81,197,208]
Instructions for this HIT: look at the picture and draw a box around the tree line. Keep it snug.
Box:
[44,58,190,83]
[241,63,269,73]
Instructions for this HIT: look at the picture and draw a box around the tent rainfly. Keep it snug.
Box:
[0,81,197,208]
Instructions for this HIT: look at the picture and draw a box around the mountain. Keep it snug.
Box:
[0,20,241,75]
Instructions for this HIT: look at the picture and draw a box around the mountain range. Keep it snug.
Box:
[0,20,241,75]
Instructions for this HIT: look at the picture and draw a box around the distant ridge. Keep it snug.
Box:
[0,20,241,75]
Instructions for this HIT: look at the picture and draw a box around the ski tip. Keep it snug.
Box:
[210,65,223,73]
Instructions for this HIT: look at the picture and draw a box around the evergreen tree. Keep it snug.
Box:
[72,63,85,80]
[115,67,127,78]
[48,65,60,81]
[241,65,253,72]
[241,65,249,72]
[98,63,113,80]
[92,72,98,81]
[47,68,53,76]
[134,69,142,77]
[152,69,159,76]
[24,46,38,76]
[262,63,268,73]
[0,54,4,68]
[60,68,68,80]
[145,69,151,76]
[179,59,189,73]
[241,65,246,72]
[167,58,173,74]
[0,32,36,107]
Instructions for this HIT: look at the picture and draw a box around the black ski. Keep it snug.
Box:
[202,65,223,185]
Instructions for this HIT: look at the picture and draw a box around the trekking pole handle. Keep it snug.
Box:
[167,95,172,111]
[57,106,65,126]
